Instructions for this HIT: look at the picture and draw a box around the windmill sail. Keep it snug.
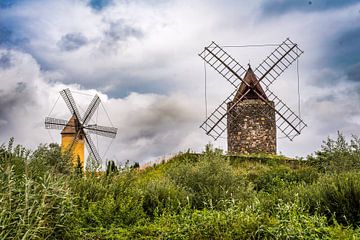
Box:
[45,88,118,167]
[199,41,247,88]
[199,38,306,141]
[45,117,69,130]
[84,134,102,164]
[85,125,117,138]
[254,38,303,87]
[60,89,82,122]
[82,95,101,125]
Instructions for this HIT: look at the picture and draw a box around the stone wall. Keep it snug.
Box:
[227,99,276,154]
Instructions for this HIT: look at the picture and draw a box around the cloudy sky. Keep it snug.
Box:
[1,0,360,165]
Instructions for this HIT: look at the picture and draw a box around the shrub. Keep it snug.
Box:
[29,143,72,177]
[70,173,146,229]
[309,132,360,173]
[302,172,360,227]
[141,177,188,217]
[251,166,318,193]
[167,150,248,209]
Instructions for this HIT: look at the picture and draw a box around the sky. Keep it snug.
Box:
[0,0,360,165]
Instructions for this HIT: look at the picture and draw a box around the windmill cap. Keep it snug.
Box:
[61,115,79,134]
[233,66,268,102]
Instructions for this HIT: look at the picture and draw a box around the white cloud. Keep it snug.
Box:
[1,0,360,164]
[0,48,206,165]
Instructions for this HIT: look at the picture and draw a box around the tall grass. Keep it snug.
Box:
[0,139,75,239]
[2,134,360,239]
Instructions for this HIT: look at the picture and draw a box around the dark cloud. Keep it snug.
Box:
[57,33,88,51]
[324,27,360,83]
[347,63,360,82]
[123,100,193,141]
[105,75,173,98]
[0,82,30,131]
[332,27,360,68]
[261,0,359,15]
[311,26,360,86]
[15,82,26,92]
[305,85,360,136]
[105,20,143,42]
[113,93,201,162]
[0,51,12,69]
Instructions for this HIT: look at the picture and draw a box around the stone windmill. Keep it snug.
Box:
[45,89,117,169]
[199,38,307,154]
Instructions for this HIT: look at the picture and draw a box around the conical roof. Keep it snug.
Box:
[61,115,78,134]
[233,66,267,102]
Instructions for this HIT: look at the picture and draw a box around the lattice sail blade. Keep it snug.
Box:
[45,117,69,130]
[60,89,82,122]
[82,95,101,125]
[84,133,101,164]
[254,38,303,88]
[264,88,307,140]
[85,125,117,139]
[200,89,246,140]
[199,41,247,89]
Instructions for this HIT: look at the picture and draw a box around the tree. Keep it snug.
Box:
[106,160,118,175]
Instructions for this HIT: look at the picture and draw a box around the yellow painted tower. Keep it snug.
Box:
[61,116,85,169]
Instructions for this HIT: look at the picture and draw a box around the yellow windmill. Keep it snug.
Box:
[45,89,117,169]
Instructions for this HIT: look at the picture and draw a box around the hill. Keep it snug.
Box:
[2,133,360,239]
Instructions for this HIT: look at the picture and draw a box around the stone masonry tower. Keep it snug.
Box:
[227,66,276,154]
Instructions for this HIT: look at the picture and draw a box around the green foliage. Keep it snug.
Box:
[69,172,146,230]
[29,143,72,176]
[106,160,118,175]
[301,172,360,227]
[251,166,319,193]
[309,132,360,173]
[3,135,360,239]
[168,148,247,209]
[141,177,188,217]
[0,139,75,239]
[131,161,140,169]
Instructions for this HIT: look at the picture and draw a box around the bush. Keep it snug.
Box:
[302,172,360,227]
[70,173,146,229]
[309,132,360,173]
[141,177,188,217]
[168,149,248,209]
[251,166,318,193]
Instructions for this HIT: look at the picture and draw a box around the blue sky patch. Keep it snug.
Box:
[0,26,29,49]
[0,0,24,8]
[88,0,112,10]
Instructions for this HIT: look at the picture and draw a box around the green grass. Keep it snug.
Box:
[2,133,360,239]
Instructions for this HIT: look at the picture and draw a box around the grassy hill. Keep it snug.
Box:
[2,133,360,239]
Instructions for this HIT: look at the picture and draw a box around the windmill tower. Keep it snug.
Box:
[60,115,85,167]
[199,38,306,155]
[45,89,118,169]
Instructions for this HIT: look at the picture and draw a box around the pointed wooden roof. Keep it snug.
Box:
[233,66,268,102]
[61,115,78,135]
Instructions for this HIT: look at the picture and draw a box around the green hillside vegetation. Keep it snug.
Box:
[2,133,360,239]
